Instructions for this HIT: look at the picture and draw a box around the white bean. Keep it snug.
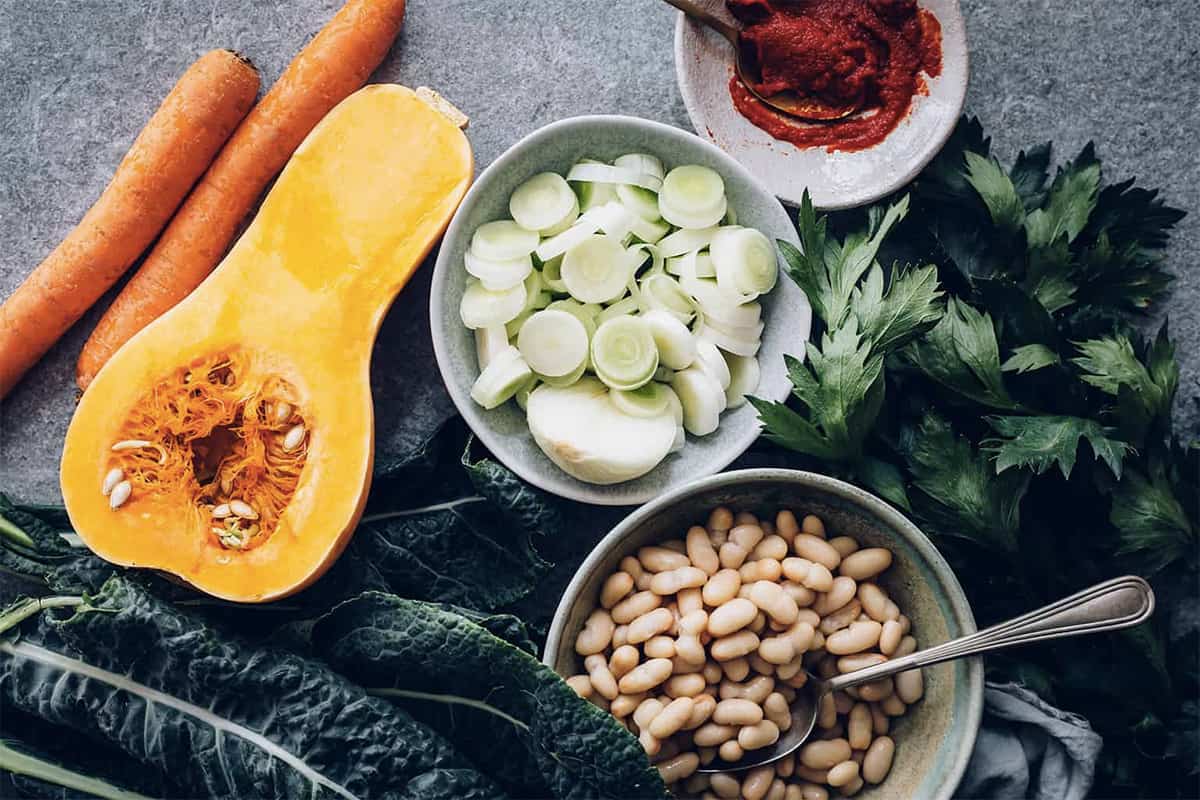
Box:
[710,630,760,661]
[799,738,851,769]
[656,751,700,784]
[649,696,695,738]
[718,542,749,570]
[687,525,721,575]
[840,548,893,581]
[650,565,708,595]
[848,702,872,749]
[694,722,739,746]
[585,654,619,700]
[627,607,673,644]
[638,545,691,572]
[619,658,673,694]
[713,698,763,726]
[862,736,895,783]
[708,598,758,636]
[565,674,592,699]
[826,620,883,655]
[600,571,634,609]
[738,719,780,750]
[792,534,840,570]
[826,759,860,788]
[896,668,925,704]
[740,765,775,800]
[611,590,661,624]
[879,619,903,655]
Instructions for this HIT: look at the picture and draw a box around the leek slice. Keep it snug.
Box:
[659,165,727,229]
[561,234,633,304]
[598,296,640,324]
[460,279,527,330]
[658,226,719,258]
[710,225,779,295]
[471,220,538,262]
[510,172,580,234]
[643,309,696,370]
[614,153,665,179]
[471,345,533,409]
[671,367,725,436]
[723,352,761,409]
[465,249,533,291]
[591,315,659,391]
[611,381,673,418]
[474,325,510,371]
[517,309,589,377]
[566,163,663,192]
[694,339,732,390]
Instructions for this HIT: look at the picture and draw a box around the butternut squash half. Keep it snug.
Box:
[60,85,473,602]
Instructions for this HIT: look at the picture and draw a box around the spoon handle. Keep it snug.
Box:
[826,575,1155,693]
[659,0,741,45]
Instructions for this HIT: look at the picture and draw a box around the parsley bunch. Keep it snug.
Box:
[754,118,1195,797]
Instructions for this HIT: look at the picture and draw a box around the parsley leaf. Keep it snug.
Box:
[1001,344,1061,373]
[903,297,1021,409]
[964,151,1024,232]
[1112,456,1195,574]
[779,192,910,327]
[982,415,1129,478]
[1023,143,1101,248]
[1009,142,1052,209]
[903,413,1029,552]
[1073,324,1178,441]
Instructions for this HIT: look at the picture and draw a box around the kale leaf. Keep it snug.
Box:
[311,592,667,800]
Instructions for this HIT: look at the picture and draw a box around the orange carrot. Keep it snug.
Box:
[76,0,408,390]
[0,50,259,399]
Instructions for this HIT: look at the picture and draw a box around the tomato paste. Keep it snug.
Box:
[727,0,942,152]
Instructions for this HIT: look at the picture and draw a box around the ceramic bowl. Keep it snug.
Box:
[673,0,969,210]
[431,115,812,506]
[544,469,983,800]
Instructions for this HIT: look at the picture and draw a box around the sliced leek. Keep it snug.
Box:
[611,381,673,418]
[659,165,727,230]
[471,346,533,409]
[671,367,725,436]
[561,234,632,304]
[471,220,539,262]
[510,172,580,234]
[591,315,659,391]
[474,326,510,371]
[460,279,527,329]
[516,309,589,377]
[465,249,533,290]
[723,351,761,409]
[566,162,663,192]
[710,225,778,296]
[643,309,696,370]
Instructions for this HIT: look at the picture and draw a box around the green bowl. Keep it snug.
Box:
[543,468,983,800]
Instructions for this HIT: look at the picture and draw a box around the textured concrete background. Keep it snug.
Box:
[0,0,1196,505]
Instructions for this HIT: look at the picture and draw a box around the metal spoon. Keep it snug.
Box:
[700,575,1155,773]
[662,0,862,121]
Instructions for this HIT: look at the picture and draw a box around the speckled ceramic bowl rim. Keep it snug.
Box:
[430,114,808,506]
[543,468,984,799]
[672,0,970,210]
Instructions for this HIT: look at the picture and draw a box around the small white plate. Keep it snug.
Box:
[674,0,968,210]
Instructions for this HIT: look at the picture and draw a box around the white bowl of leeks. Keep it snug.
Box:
[430,115,811,506]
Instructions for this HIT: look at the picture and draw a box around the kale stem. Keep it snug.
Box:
[366,687,530,732]
[0,596,84,635]
[0,514,36,550]
[0,740,153,800]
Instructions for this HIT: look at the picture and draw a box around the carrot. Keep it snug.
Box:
[0,50,259,400]
[76,0,409,390]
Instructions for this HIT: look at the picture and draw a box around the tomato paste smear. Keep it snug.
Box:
[727,0,942,153]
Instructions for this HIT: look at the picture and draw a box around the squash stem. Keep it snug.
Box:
[0,596,84,635]
[366,687,530,732]
[0,740,153,800]
[0,514,36,550]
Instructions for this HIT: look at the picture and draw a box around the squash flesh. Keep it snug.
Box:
[60,85,474,602]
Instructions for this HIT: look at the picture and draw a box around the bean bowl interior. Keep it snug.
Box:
[544,469,983,800]
[430,115,812,506]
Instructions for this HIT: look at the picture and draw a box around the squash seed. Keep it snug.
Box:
[282,424,306,452]
[211,503,232,519]
[272,401,292,425]
[101,467,124,496]
[109,480,132,510]
[229,500,258,520]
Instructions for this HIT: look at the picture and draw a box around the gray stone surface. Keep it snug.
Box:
[0,0,1196,505]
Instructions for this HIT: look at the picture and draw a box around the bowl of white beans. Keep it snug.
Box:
[544,468,983,800]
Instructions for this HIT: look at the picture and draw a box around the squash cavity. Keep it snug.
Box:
[103,350,308,553]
